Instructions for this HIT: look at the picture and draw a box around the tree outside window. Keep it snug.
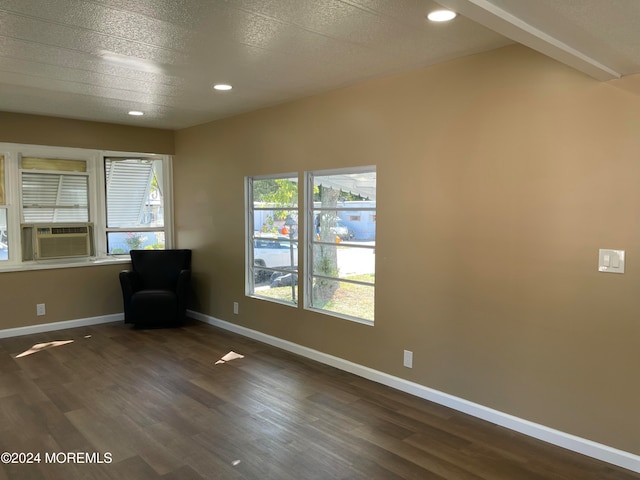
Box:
[246,168,376,324]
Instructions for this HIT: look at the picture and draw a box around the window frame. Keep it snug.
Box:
[245,173,300,306]
[245,167,377,325]
[102,155,171,256]
[20,161,91,224]
[0,143,173,270]
[0,151,18,264]
[304,166,377,325]
[0,155,7,262]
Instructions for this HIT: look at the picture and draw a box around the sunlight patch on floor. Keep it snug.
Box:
[15,340,74,358]
[215,351,245,365]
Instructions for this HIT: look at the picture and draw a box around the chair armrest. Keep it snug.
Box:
[119,269,143,324]
[176,269,191,313]
[176,269,191,294]
[119,270,142,297]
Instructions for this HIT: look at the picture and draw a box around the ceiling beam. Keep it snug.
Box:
[436,0,621,81]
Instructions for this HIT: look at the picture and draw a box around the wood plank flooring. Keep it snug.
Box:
[0,319,637,480]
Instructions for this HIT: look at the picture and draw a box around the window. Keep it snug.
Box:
[0,143,172,268]
[0,155,7,261]
[20,157,89,223]
[0,208,6,261]
[105,157,165,254]
[246,175,299,305]
[245,168,376,323]
[305,167,376,324]
[0,155,5,204]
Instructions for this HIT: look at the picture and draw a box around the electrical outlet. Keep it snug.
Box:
[36,303,46,316]
[403,350,413,368]
[233,302,239,314]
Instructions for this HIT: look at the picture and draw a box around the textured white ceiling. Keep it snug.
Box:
[479,0,640,75]
[0,0,636,130]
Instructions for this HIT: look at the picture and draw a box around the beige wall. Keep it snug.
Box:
[0,264,126,328]
[0,114,174,329]
[174,45,640,454]
[0,111,174,154]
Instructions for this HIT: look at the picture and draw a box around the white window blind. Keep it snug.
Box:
[21,172,89,223]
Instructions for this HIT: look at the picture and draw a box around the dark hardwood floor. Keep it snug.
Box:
[0,319,637,480]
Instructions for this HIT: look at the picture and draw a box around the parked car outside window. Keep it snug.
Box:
[314,215,354,241]
[253,234,298,283]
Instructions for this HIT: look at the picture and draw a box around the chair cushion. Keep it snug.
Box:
[131,290,178,327]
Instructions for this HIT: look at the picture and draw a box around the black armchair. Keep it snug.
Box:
[119,249,192,328]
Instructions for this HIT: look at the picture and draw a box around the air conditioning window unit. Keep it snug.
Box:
[21,223,95,261]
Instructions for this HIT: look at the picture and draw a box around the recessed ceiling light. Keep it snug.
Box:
[427,9,457,22]
[128,110,144,116]
[213,84,233,91]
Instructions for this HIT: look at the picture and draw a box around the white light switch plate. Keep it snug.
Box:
[403,350,413,368]
[598,249,625,274]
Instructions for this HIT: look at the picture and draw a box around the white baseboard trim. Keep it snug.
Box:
[188,310,640,474]
[0,313,123,339]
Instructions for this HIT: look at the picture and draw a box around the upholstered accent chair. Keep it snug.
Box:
[119,249,192,328]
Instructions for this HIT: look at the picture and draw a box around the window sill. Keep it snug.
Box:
[247,293,298,308]
[304,305,375,326]
[0,256,131,274]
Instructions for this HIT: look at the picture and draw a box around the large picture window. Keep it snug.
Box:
[305,167,376,324]
[246,174,299,305]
